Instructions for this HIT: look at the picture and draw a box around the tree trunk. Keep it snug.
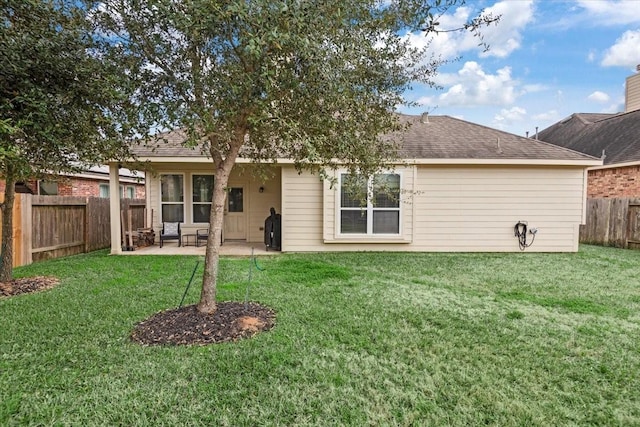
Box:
[197,119,247,314]
[0,170,16,282]
[197,167,230,314]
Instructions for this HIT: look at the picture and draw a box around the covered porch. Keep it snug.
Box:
[108,161,282,255]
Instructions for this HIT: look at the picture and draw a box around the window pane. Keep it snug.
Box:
[99,184,109,198]
[193,175,213,202]
[162,204,184,222]
[373,211,399,234]
[228,188,243,212]
[193,204,210,223]
[40,181,58,195]
[341,174,367,208]
[161,174,183,202]
[126,186,135,199]
[373,174,400,208]
[340,210,367,234]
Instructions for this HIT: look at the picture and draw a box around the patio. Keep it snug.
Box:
[120,240,276,256]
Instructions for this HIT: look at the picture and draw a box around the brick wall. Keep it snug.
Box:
[588,165,640,198]
[2,178,145,198]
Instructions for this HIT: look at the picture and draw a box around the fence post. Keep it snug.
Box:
[84,197,89,254]
[21,194,33,266]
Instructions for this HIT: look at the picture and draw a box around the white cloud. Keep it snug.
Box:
[417,61,520,107]
[601,97,625,113]
[602,30,640,67]
[533,110,560,122]
[404,0,534,61]
[576,0,640,26]
[476,0,535,58]
[522,83,547,93]
[494,106,527,124]
[587,91,611,103]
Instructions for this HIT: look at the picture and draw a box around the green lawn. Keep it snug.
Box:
[1,246,639,426]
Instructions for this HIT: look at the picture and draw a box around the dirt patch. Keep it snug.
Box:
[130,301,276,346]
[0,276,60,297]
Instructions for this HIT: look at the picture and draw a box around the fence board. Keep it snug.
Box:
[86,198,112,252]
[581,198,640,248]
[627,204,640,249]
[2,195,146,266]
[31,201,86,262]
[581,199,611,245]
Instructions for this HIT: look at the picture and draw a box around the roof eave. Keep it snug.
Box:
[409,158,602,166]
[129,156,602,167]
[589,160,640,170]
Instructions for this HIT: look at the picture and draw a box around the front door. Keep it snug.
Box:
[224,187,246,240]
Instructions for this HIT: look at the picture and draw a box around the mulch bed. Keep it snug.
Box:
[130,302,276,346]
[0,276,60,297]
[1,276,274,346]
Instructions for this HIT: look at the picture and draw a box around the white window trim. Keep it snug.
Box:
[336,171,403,238]
[159,173,185,223]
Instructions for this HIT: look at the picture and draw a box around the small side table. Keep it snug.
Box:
[182,234,197,247]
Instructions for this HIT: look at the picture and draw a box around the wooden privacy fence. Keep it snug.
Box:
[0,195,145,267]
[581,198,640,248]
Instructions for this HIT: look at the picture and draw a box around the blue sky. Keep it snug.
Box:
[399,0,640,137]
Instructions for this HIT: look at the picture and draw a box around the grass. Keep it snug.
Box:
[1,245,640,426]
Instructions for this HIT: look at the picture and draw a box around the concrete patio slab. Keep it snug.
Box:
[119,241,277,256]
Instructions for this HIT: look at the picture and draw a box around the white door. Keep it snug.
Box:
[224,187,246,240]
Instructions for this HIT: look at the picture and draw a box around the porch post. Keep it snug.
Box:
[109,162,122,254]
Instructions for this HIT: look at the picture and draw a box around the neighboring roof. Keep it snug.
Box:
[65,165,144,184]
[131,114,599,165]
[537,110,640,166]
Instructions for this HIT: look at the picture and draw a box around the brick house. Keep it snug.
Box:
[0,166,145,198]
[538,68,640,198]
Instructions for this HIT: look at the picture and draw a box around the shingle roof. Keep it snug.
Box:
[537,111,640,165]
[133,129,207,157]
[131,114,597,162]
[396,114,594,161]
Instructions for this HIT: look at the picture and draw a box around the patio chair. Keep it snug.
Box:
[160,222,181,248]
[196,229,208,247]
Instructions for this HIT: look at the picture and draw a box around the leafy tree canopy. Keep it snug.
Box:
[95,0,497,179]
[1,0,135,181]
[1,0,138,281]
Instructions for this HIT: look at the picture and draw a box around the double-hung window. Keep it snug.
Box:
[192,174,214,223]
[99,184,109,198]
[340,173,401,235]
[160,174,184,222]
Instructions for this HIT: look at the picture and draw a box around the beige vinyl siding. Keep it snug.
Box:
[147,163,281,242]
[281,166,324,251]
[626,72,640,113]
[284,164,586,252]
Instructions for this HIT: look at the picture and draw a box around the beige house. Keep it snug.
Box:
[107,114,600,254]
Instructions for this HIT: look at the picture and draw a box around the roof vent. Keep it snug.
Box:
[420,112,429,124]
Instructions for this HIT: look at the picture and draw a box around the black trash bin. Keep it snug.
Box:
[264,207,281,251]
